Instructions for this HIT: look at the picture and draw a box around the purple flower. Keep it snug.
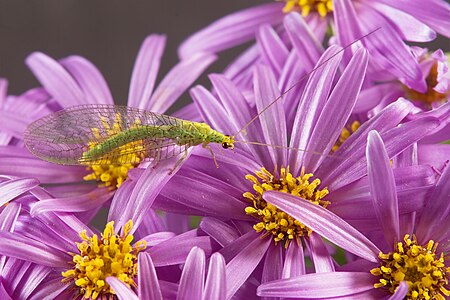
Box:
[107,247,227,300]
[0,34,216,215]
[257,130,450,299]
[179,1,450,90]
[358,47,449,115]
[149,44,441,297]
[0,180,216,299]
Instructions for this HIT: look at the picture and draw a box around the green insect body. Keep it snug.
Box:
[81,121,232,163]
[24,104,234,166]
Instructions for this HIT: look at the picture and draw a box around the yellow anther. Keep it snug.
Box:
[61,220,145,299]
[372,234,449,299]
[243,166,328,247]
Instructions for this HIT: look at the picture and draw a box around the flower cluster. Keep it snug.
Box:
[0,1,449,299]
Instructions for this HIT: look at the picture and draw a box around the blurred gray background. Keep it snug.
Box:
[1,0,449,107]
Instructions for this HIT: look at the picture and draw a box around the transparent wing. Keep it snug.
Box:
[24,104,190,165]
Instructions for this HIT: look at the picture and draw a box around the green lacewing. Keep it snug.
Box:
[23,29,379,167]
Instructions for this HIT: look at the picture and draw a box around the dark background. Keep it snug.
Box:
[1,1,448,106]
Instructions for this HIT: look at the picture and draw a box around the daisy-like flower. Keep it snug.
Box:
[179,1,450,90]
[0,181,216,299]
[358,47,449,114]
[257,130,449,299]
[150,45,442,297]
[107,247,227,300]
[0,34,216,213]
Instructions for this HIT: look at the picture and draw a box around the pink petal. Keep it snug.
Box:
[264,191,381,262]
[60,55,114,105]
[127,34,166,109]
[366,131,400,246]
[257,272,375,298]
[106,277,139,300]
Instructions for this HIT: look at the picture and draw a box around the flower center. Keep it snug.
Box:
[62,220,146,300]
[83,113,145,189]
[404,63,448,107]
[332,120,360,152]
[244,167,329,247]
[281,0,333,17]
[370,234,450,300]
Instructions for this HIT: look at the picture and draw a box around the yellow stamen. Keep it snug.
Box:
[62,220,146,300]
[332,121,360,152]
[370,234,450,299]
[243,166,329,247]
[281,0,333,17]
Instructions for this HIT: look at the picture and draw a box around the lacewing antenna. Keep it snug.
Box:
[232,27,381,139]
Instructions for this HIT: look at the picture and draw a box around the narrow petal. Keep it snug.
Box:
[388,281,408,300]
[257,272,375,298]
[288,45,343,174]
[253,64,287,169]
[303,48,369,173]
[200,217,240,247]
[256,24,289,77]
[148,53,217,113]
[30,188,114,215]
[148,230,214,267]
[0,202,21,232]
[106,277,139,300]
[416,164,450,243]
[283,240,306,278]
[0,178,39,205]
[368,2,436,42]
[115,157,182,233]
[14,264,51,300]
[136,232,176,247]
[178,3,284,59]
[377,0,450,37]
[203,252,226,300]
[225,234,271,299]
[0,231,69,268]
[262,244,283,284]
[127,34,166,109]
[28,277,69,300]
[284,12,323,71]
[60,55,114,104]
[278,51,307,132]
[177,247,205,300]
[366,131,400,246]
[25,52,86,107]
[137,252,163,300]
[264,191,381,262]
[307,232,335,273]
